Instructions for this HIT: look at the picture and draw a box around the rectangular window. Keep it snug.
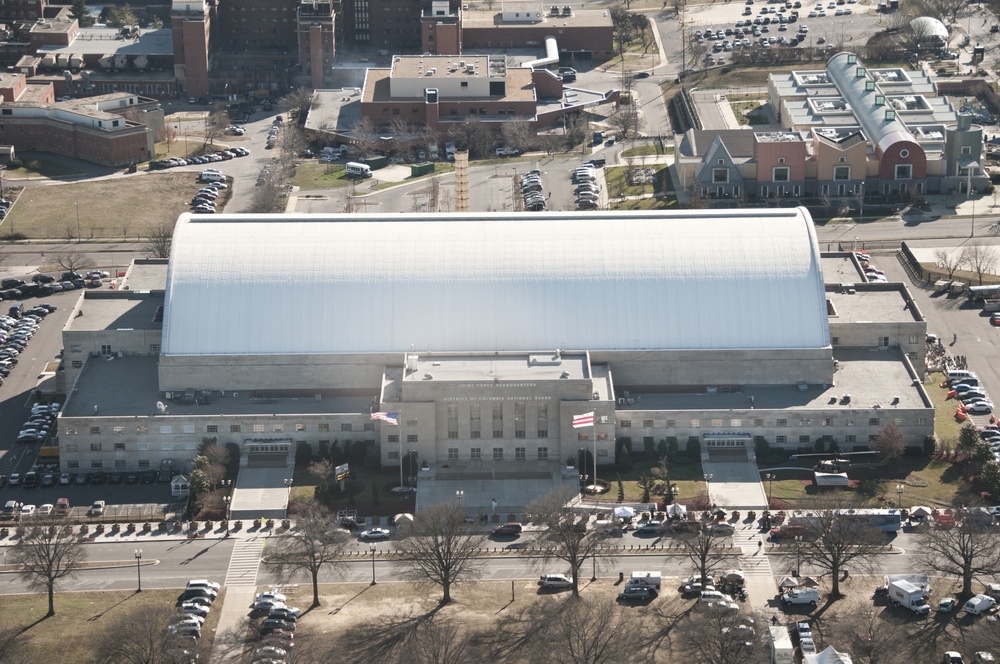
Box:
[515,430,526,438]
[406,419,418,427]
[799,435,810,444]
[149,344,160,354]
[448,431,459,439]
[230,424,241,433]
[70,344,81,353]
[113,426,124,435]
[515,447,526,460]
[690,419,700,428]
[711,418,723,427]
[388,450,399,460]
[773,167,790,182]
[730,419,741,427]
[537,447,549,460]
[643,419,654,428]
[754,418,764,427]
[471,431,481,439]
[407,434,418,443]
[666,419,676,428]
[776,418,788,427]
[159,426,172,434]
[253,424,265,433]
[66,443,77,452]
[137,443,149,451]
[776,435,787,444]
[90,426,101,435]
[917,417,927,426]
[493,428,503,438]
[597,449,609,458]
[207,425,219,433]
[71,360,82,369]
[895,164,911,180]
[318,423,330,432]
[114,442,125,451]
[892,417,903,425]
[90,442,102,451]
[364,422,374,431]
[834,165,850,180]
[962,145,972,155]
[577,432,590,441]
[823,418,833,427]
[493,447,503,460]
[713,168,729,183]
[68,460,79,469]
[138,459,150,468]
[183,425,196,434]
[471,447,481,459]
[538,428,549,438]
[448,448,459,460]
[470,402,480,421]
[91,461,103,468]
[846,419,855,427]
[846,434,856,443]
[620,420,631,428]
[341,423,353,431]
[388,434,399,443]
[869,418,880,426]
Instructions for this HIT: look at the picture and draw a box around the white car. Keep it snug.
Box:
[180,602,210,617]
[186,579,221,592]
[37,504,53,515]
[800,637,817,654]
[539,574,573,588]
[255,591,287,603]
[20,504,35,517]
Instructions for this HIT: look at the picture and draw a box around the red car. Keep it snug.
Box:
[770,524,811,540]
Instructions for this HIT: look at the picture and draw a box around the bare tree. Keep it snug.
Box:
[675,609,771,664]
[203,103,230,147]
[401,617,471,664]
[393,502,481,604]
[917,514,1000,598]
[666,521,733,587]
[827,601,908,664]
[266,502,351,607]
[278,124,309,159]
[871,423,905,463]
[280,87,317,125]
[143,220,173,259]
[935,248,964,279]
[93,603,206,664]
[157,125,177,156]
[794,502,890,598]
[500,119,534,154]
[921,0,965,26]
[525,487,608,597]
[10,519,87,616]
[55,250,94,272]
[608,102,642,140]
[352,117,380,159]
[534,598,631,664]
[959,240,999,285]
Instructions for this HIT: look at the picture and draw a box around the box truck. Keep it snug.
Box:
[887,579,931,615]
[769,625,794,664]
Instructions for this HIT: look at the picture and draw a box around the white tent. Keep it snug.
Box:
[805,645,853,664]
[910,506,933,518]
[666,503,687,517]
[614,506,636,518]
[777,576,800,589]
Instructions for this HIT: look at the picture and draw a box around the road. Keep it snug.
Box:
[0,528,925,595]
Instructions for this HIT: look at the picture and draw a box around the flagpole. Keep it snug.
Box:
[593,423,597,490]
[399,419,404,489]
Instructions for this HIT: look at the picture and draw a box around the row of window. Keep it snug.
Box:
[387,446,608,461]
[620,416,926,428]
[65,421,374,435]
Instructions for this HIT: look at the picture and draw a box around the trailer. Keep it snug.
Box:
[887,579,930,615]
[769,625,794,664]
[628,571,661,589]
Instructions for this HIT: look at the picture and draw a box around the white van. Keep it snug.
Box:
[698,590,732,605]
[948,370,978,384]
[965,594,997,615]
[200,171,225,183]
[345,162,372,178]
[781,588,820,606]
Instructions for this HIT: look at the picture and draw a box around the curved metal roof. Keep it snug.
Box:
[161,210,831,356]
[826,52,918,155]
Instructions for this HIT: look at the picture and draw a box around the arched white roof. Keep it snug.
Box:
[161,210,830,356]
[910,17,948,39]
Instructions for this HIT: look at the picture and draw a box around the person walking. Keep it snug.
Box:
[758,539,763,552]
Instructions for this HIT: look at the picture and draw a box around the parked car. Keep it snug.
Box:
[539,574,573,589]
[359,527,391,541]
[618,585,655,601]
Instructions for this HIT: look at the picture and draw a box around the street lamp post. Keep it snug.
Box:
[896,483,904,509]
[766,473,774,508]
[369,543,377,585]
[134,549,142,592]
[223,496,231,535]
[456,490,464,507]
[793,535,802,576]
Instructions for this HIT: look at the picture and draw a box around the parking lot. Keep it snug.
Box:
[659,0,882,73]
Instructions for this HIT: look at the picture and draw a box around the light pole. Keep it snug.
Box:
[766,473,774,507]
[456,489,464,507]
[793,535,802,576]
[858,181,864,221]
[369,543,377,585]
[223,496,231,535]
[896,483,904,510]
[134,549,142,592]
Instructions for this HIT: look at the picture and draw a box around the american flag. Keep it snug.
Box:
[572,412,594,428]
[370,412,399,426]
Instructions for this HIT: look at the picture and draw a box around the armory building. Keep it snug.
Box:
[55,210,933,510]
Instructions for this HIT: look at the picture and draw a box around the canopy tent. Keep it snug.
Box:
[910,505,933,518]
[393,513,413,526]
[614,506,636,518]
[800,576,821,588]
[724,570,746,583]
[777,576,801,589]
[805,645,854,664]
[666,503,687,517]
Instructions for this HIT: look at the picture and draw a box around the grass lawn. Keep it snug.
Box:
[926,371,966,446]
[6,154,100,178]
[605,165,668,198]
[610,196,678,210]
[0,588,221,660]
[917,261,1000,287]
[369,163,455,191]
[292,163,354,190]
[661,64,802,92]
[3,172,200,240]
[758,455,963,510]
[289,463,417,518]
[620,143,674,158]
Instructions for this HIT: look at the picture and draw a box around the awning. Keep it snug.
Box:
[40,54,56,67]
